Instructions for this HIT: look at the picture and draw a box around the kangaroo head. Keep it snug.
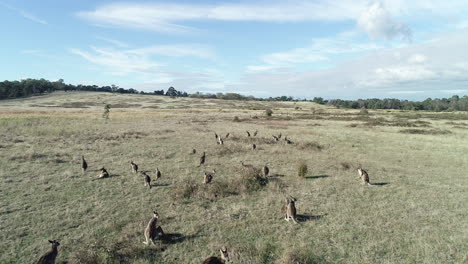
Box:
[220,247,229,261]
[48,240,60,247]
[153,211,159,218]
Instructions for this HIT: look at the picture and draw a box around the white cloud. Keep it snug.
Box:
[357,2,411,41]
[232,28,468,99]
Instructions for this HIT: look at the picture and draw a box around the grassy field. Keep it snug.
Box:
[0,92,467,264]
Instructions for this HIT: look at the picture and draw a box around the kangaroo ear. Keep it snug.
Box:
[48,240,53,243]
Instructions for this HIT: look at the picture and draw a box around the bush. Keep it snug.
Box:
[265,109,273,117]
[359,107,369,115]
[233,116,241,122]
[298,162,308,177]
[234,167,269,195]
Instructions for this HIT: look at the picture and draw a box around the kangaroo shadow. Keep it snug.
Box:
[372,182,389,186]
[304,175,329,179]
[160,233,198,245]
[297,214,327,222]
[151,183,170,187]
[269,173,285,178]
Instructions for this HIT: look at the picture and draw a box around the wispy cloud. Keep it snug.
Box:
[70,44,216,76]
[248,33,381,71]
[77,1,468,38]
[1,2,47,24]
[75,1,391,37]
[95,37,128,48]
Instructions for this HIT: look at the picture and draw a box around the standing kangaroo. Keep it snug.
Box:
[262,166,270,178]
[156,168,161,180]
[198,152,206,167]
[142,172,151,189]
[36,240,60,264]
[143,212,165,245]
[281,197,298,223]
[81,156,88,173]
[357,168,372,185]
[131,161,138,174]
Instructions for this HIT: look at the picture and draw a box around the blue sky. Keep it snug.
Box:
[1,0,468,99]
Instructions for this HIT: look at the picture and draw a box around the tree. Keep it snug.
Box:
[165,86,178,96]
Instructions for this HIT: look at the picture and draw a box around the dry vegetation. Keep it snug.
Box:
[0,92,467,264]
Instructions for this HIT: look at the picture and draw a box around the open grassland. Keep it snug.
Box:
[0,92,467,264]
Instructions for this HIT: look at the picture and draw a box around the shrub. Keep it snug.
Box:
[298,141,323,151]
[359,107,369,115]
[298,162,308,177]
[234,167,268,195]
[102,104,110,119]
[265,109,273,117]
[233,116,241,122]
[173,179,199,199]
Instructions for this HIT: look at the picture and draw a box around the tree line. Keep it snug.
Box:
[312,96,468,111]
[0,79,188,100]
[1,78,467,111]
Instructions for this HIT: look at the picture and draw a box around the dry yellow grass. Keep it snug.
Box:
[0,92,467,263]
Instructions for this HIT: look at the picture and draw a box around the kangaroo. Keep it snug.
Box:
[281,197,298,223]
[272,135,279,142]
[156,168,161,180]
[357,168,372,185]
[253,130,258,136]
[131,161,138,174]
[198,152,206,167]
[36,240,60,264]
[262,166,270,178]
[203,247,230,264]
[142,172,151,189]
[143,212,165,245]
[81,156,88,173]
[192,149,197,154]
[98,167,109,179]
[252,144,256,150]
[246,131,251,137]
[204,169,215,184]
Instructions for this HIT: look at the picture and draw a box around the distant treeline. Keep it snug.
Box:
[0,79,187,100]
[1,78,467,111]
[311,96,468,111]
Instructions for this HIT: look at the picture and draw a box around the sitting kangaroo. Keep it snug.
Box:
[203,247,230,264]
